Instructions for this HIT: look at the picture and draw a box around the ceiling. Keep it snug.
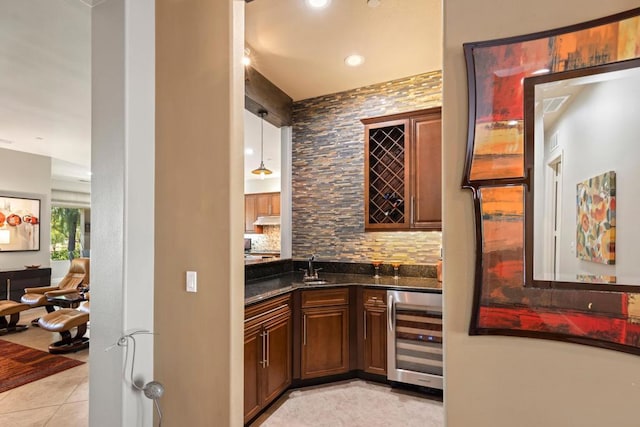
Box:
[0,0,442,185]
[0,0,91,182]
[243,0,442,181]
[245,0,442,102]
[536,66,640,132]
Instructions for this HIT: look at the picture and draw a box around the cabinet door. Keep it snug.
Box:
[2,268,52,302]
[262,312,291,404]
[255,193,272,216]
[363,118,411,230]
[244,194,258,234]
[244,323,263,424]
[270,193,281,216]
[412,110,442,230]
[363,305,387,375]
[301,306,349,379]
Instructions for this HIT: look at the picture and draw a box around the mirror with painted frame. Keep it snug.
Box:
[524,57,640,292]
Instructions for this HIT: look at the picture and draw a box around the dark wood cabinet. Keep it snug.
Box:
[244,192,280,234]
[256,192,280,217]
[244,294,291,424]
[244,195,257,234]
[263,312,291,403]
[362,289,387,376]
[300,288,350,379]
[412,110,442,230]
[362,107,441,231]
[244,323,263,422]
[0,267,51,302]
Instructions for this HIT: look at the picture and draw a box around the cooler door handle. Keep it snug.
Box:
[387,294,394,332]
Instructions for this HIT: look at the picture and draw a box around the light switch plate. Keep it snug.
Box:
[186,271,197,292]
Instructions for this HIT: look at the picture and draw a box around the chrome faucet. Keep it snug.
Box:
[308,254,315,278]
[302,254,322,281]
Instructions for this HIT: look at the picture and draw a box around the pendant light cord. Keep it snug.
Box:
[260,111,265,164]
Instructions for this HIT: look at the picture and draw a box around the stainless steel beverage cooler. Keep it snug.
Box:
[387,290,443,389]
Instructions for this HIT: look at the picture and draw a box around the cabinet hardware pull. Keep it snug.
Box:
[6,278,10,301]
[303,314,307,346]
[266,331,270,367]
[363,310,367,340]
[388,294,394,332]
[245,304,289,324]
[260,331,266,367]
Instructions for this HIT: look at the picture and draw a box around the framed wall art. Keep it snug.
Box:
[463,7,640,354]
[0,195,41,252]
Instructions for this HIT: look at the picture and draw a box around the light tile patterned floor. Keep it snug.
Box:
[0,307,88,427]
[250,379,444,427]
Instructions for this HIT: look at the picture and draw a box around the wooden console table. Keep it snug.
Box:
[0,268,51,302]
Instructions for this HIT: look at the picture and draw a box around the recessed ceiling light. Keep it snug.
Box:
[367,0,381,7]
[245,148,254,155]
[306,0,330,9]
[345,54,365,67]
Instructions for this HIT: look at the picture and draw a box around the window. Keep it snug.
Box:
[50,206,87,260]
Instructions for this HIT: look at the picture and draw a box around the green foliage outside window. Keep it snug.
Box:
[50,207,82,260]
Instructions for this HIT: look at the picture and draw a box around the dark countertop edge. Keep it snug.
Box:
[245,281,442,306]
[0,267,52,272]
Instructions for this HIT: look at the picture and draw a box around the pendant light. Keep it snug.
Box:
[251,109,273,179]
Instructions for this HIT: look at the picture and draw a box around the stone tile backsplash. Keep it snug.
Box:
[246,225,280,253]
[292,71,443,265]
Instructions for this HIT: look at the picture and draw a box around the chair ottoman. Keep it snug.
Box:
[38,308,90,354]
[0,300,30,335]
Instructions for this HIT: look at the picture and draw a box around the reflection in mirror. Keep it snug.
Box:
[525,58,640,291]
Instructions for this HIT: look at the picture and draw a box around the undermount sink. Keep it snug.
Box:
[302,280,329,286]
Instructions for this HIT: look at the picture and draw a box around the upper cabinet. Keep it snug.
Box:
[245,192,281,234]
[255,192,280,217]
[362,107,442,231]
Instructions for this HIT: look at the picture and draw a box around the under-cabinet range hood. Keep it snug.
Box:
[253,215,281,226]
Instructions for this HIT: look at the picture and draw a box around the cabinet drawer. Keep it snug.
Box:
[363,289,386,307]
[301,288,349,308]
[245,293,291,327]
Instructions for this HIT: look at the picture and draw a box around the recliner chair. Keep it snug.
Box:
[21,257,89,313]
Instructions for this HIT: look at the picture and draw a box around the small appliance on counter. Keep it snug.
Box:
[244,238,251,253]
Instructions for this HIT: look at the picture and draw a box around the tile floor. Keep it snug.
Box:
[250,379,444,427]
[0,307,89,427]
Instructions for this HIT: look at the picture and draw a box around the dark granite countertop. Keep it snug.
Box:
[245,272,441,306]
[244,256,280,265]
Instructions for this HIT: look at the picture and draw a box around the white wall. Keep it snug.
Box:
[444,2,640,427]
[244,108,281,193]
[0,148,51,269]
[538,72,640,284]
[244,177,280,194]
[280,126,292,258]
[90,0,155,426]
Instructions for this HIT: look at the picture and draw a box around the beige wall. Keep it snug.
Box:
[443,2,640,427]
[155,0,244,425]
